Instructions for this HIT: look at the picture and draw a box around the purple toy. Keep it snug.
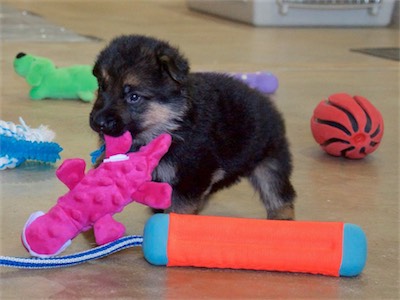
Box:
[233,71,279,94]
[22,131,172,258]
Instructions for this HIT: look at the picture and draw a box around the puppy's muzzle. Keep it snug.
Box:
[90,112,122,136]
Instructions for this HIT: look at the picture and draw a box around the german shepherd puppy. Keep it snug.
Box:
[90,35,296,219]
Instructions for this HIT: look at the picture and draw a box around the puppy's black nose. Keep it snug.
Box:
[99,119,116,133]
[16,52,26,59]
[91,114,117,135]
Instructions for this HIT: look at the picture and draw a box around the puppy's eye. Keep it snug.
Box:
[127,93,141,104]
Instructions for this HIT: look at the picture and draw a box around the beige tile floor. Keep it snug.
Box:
[0,1,399,299]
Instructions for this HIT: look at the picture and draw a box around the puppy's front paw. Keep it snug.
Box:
[267,203,295,220]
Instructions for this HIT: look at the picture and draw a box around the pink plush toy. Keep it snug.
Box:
[22,131,172,258]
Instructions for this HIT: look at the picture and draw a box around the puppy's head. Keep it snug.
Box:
[90,35,190,145]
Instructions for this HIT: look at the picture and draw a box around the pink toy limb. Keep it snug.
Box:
[138,133,172,171]
[132,182,172,209]
[94,214,126,245]
[105,131,132,157]
[56,158,86,190]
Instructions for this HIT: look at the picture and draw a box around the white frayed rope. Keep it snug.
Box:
[0,117,58,170]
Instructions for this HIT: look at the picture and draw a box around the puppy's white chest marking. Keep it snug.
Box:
[154,161,177,184]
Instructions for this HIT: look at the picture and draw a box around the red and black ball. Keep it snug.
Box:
[310,93,384,159]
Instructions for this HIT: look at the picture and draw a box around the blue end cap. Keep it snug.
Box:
[142,214,169,266]
[339,223,367,276]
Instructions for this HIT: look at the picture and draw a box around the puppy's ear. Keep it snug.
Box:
[157,47,189,84]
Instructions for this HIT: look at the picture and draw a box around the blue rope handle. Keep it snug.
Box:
[0,235,143,269]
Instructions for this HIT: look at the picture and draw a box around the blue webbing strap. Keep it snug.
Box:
[0,235,143,269]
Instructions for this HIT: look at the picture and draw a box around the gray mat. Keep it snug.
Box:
[351,47,400,62]
[0,4,100,42]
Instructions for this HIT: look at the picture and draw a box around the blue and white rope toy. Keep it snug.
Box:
[0,235,143,269]
[0,117,63,170]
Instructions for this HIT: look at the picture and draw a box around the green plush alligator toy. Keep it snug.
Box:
[14,53,98,102]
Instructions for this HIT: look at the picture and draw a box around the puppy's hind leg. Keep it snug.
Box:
[166,193,207,215]
[249,158,296,220]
